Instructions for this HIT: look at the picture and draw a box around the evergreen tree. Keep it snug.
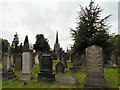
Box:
[71,0,112,55]
[33,34,50,53]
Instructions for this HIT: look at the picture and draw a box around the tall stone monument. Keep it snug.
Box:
[84,45,107,88]
[38,54,55,82]
[21,35,33,81]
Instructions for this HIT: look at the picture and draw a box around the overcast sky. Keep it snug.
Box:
[0,0,119,51]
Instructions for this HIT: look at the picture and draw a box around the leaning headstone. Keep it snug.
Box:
[38,54,55,82]
[70,54,81,72]
[84,45,107,88]
[57,75,78,86]
[14,53,22,70]
[2,53,16,80]
[21,35,33,81]
[55,62,65,74]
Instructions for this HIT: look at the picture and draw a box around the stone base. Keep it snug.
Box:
[84,77,108,89]
[21,73,33,81]
[70,66,81,73]
[2,69,16,80]
[38,71,55,82]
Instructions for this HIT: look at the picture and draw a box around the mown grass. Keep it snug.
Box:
[2,60,119,88]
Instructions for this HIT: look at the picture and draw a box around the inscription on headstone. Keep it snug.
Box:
[84,45,107,88]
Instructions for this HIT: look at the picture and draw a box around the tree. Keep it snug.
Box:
[33,34,50,53]
[111,34,120,58]
[71,0,112,55]
[2,38,10,53]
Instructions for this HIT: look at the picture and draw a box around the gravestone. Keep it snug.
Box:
[2,53,16,80]
[21,35,33,81]
[81,53,86,66]
[57,75,78,86]
[38,54,55,82]
[70,54,81,72]
[61,52,67,68]
[110,52,116,67]
[55,62,65,74]
[35,53,39,64]
[84,45,107,88]
[14,53,22,70]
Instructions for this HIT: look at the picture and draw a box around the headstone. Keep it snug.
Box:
[2,53,16,80]
[14,53,22,70]
[84,45,107,88]
[2,53,7,70]
[110,52,117,67]
[21,35,33,81]
[57,75,78,86]
[61,52,67,68]
[35,53,39,64]
[55,62,65,74]
[70,54,81,72]
[81,53,86,66]
[38,54,55,82]
[7,54,11,69]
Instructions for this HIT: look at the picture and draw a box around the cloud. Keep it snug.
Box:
[0,0,118,50]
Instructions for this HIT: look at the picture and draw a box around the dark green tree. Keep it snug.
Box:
[2,38,10,53]
[33,34,50,53]
[71,0,112,55]
[111,34,120,57]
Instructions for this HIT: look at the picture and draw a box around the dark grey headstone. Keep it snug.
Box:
[84,45,107,88]
[61,53,67,68]
[70,54,81,72]
[38,54,55,82]
[55,62,65,74]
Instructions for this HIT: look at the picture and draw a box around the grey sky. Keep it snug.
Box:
[0,0,119,51]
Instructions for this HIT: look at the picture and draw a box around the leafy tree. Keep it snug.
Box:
[2,38,10,53]
[111,34,120,58]
[71,0,112,55]
[33,34,50,53]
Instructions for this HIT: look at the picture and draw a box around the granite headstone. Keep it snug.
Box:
[38,54,55,82]
[84,45,107,88]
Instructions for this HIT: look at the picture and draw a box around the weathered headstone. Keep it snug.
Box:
[14,53,22,70]
[38,54,55,82]
[84,45,107,88]
[2,53,16,80]
[70,54,81,72]
[61,52,67,68]
[57,75,78,86]
[110,52,117,67]
[81,53,86,66]
[21,35,33,81]
[55,62,65,74]
[2,53,7,70]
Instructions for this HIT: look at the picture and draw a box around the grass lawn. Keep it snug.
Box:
[2,60,119,88]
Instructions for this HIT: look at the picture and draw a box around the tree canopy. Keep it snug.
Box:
[71,0,112,55]
[33,34,50,53]
[1,38,10,53]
